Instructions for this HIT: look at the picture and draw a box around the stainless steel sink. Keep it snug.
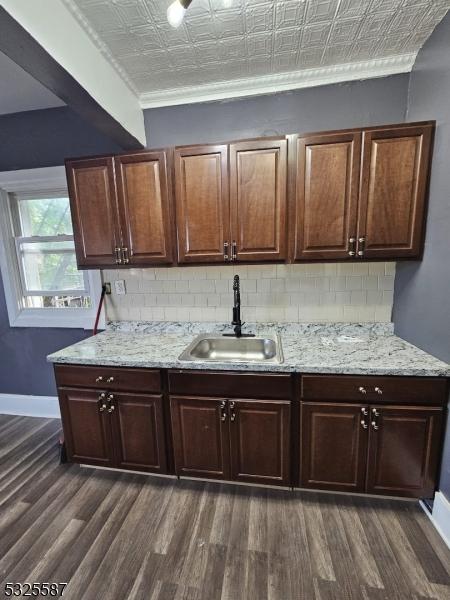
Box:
[178,334,283,364]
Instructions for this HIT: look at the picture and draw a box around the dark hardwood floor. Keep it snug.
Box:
[0,415,449,600]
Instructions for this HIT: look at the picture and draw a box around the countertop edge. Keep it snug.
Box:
[47,356,450,378]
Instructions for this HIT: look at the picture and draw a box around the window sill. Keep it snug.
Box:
[9,307,104,330]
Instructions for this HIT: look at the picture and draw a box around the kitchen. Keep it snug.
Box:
[0,1,449,599]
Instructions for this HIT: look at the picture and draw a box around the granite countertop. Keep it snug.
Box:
[47,321,450,377]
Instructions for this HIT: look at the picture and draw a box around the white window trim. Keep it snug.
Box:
[0,167,104,330]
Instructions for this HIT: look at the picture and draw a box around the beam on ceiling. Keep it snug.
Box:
[0,1,145,149]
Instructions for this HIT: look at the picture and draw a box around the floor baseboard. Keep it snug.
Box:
[0,393,60,418]
[420,491,450,549]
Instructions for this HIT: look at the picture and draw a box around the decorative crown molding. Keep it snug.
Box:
[62,0,140,97]
[139,53,417,109]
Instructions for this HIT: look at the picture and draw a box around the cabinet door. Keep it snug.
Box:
[230,139,287,261]
[110,392,167,473]
[300,402,369,492]
[229,399,290,486]
[58,387,114,467]
[66,157,121,268]
[366,405,443,498]
[115,151,173,265]
[357,124,433,258]
[293,132,360,260]
[174,145,230,263]
[170,396,230,479]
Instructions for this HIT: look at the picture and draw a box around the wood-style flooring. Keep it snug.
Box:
[0,415,449,600]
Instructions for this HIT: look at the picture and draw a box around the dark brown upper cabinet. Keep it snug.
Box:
[175,139,287,264]
[66,157,121,268]
[115,151,173,265]
[291,131,361,261]
[357,124,433,258]
[66,151,173,269]
[174,144,230,263]
[291,122,434,262]
[230,139,287,262]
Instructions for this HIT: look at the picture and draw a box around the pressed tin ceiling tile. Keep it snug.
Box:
[65,0,450,101]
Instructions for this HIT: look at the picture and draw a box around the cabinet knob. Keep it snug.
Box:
[107,404,115,413]
[361,407,368,415]
[95,376,103,383]
[99,403,107,412]
[371,421,379,430]
[358,386,367,394]
[106,377,115,384]
[374,386,383,395]
[107,393,114,401]
[361,419,368,429]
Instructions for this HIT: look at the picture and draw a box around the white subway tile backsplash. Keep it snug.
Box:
[103,262,396,324]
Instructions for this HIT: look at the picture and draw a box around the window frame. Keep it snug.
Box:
[0,167,104,329]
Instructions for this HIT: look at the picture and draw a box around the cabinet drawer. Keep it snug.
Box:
[169,370,292,399]
[301,375,447,405]
[54,364,161,393]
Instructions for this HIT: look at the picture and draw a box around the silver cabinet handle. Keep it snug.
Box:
[95,376,103,383]
[122,247,130,264]
[98,392,107,412]
[220,400,227,422]
[348,237,356,257]
[374,386,383,395]
[232,241,237,262]
[357,237,366,257]
[106,377,115,384]
[223,241,229,262]
[230,401,236,422]
[371,408,380,430]
[114,247,122,264]
[359,386,367,394]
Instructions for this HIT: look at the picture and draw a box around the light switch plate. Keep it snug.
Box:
[114,280,126,295]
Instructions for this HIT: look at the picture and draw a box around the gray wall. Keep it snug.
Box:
[0,106,121,396]
[0,271,89,396]
[393,13,450,499]
[0,106,122,171]
[144,75,409,147]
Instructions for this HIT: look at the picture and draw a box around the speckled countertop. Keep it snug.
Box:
[47,321,450,377]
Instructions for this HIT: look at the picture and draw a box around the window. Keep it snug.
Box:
[0,167,103,328]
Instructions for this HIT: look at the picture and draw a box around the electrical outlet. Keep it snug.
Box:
[114,280,126,295]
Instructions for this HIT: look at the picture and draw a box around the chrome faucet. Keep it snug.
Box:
[223,275,254,338]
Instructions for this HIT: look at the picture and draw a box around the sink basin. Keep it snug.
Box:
[178,334,283,364]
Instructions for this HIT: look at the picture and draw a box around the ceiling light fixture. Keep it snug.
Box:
[167,0,192,28]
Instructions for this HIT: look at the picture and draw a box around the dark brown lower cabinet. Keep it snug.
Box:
[300,402,443,498]
[111,392,167,473]
[300,402,368,493]
[366,405,443,498]
[170,396,291,486]
[170,396,231,480]
[58,387,167,473]
[59,387,115,467]
[230,400,290,485]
